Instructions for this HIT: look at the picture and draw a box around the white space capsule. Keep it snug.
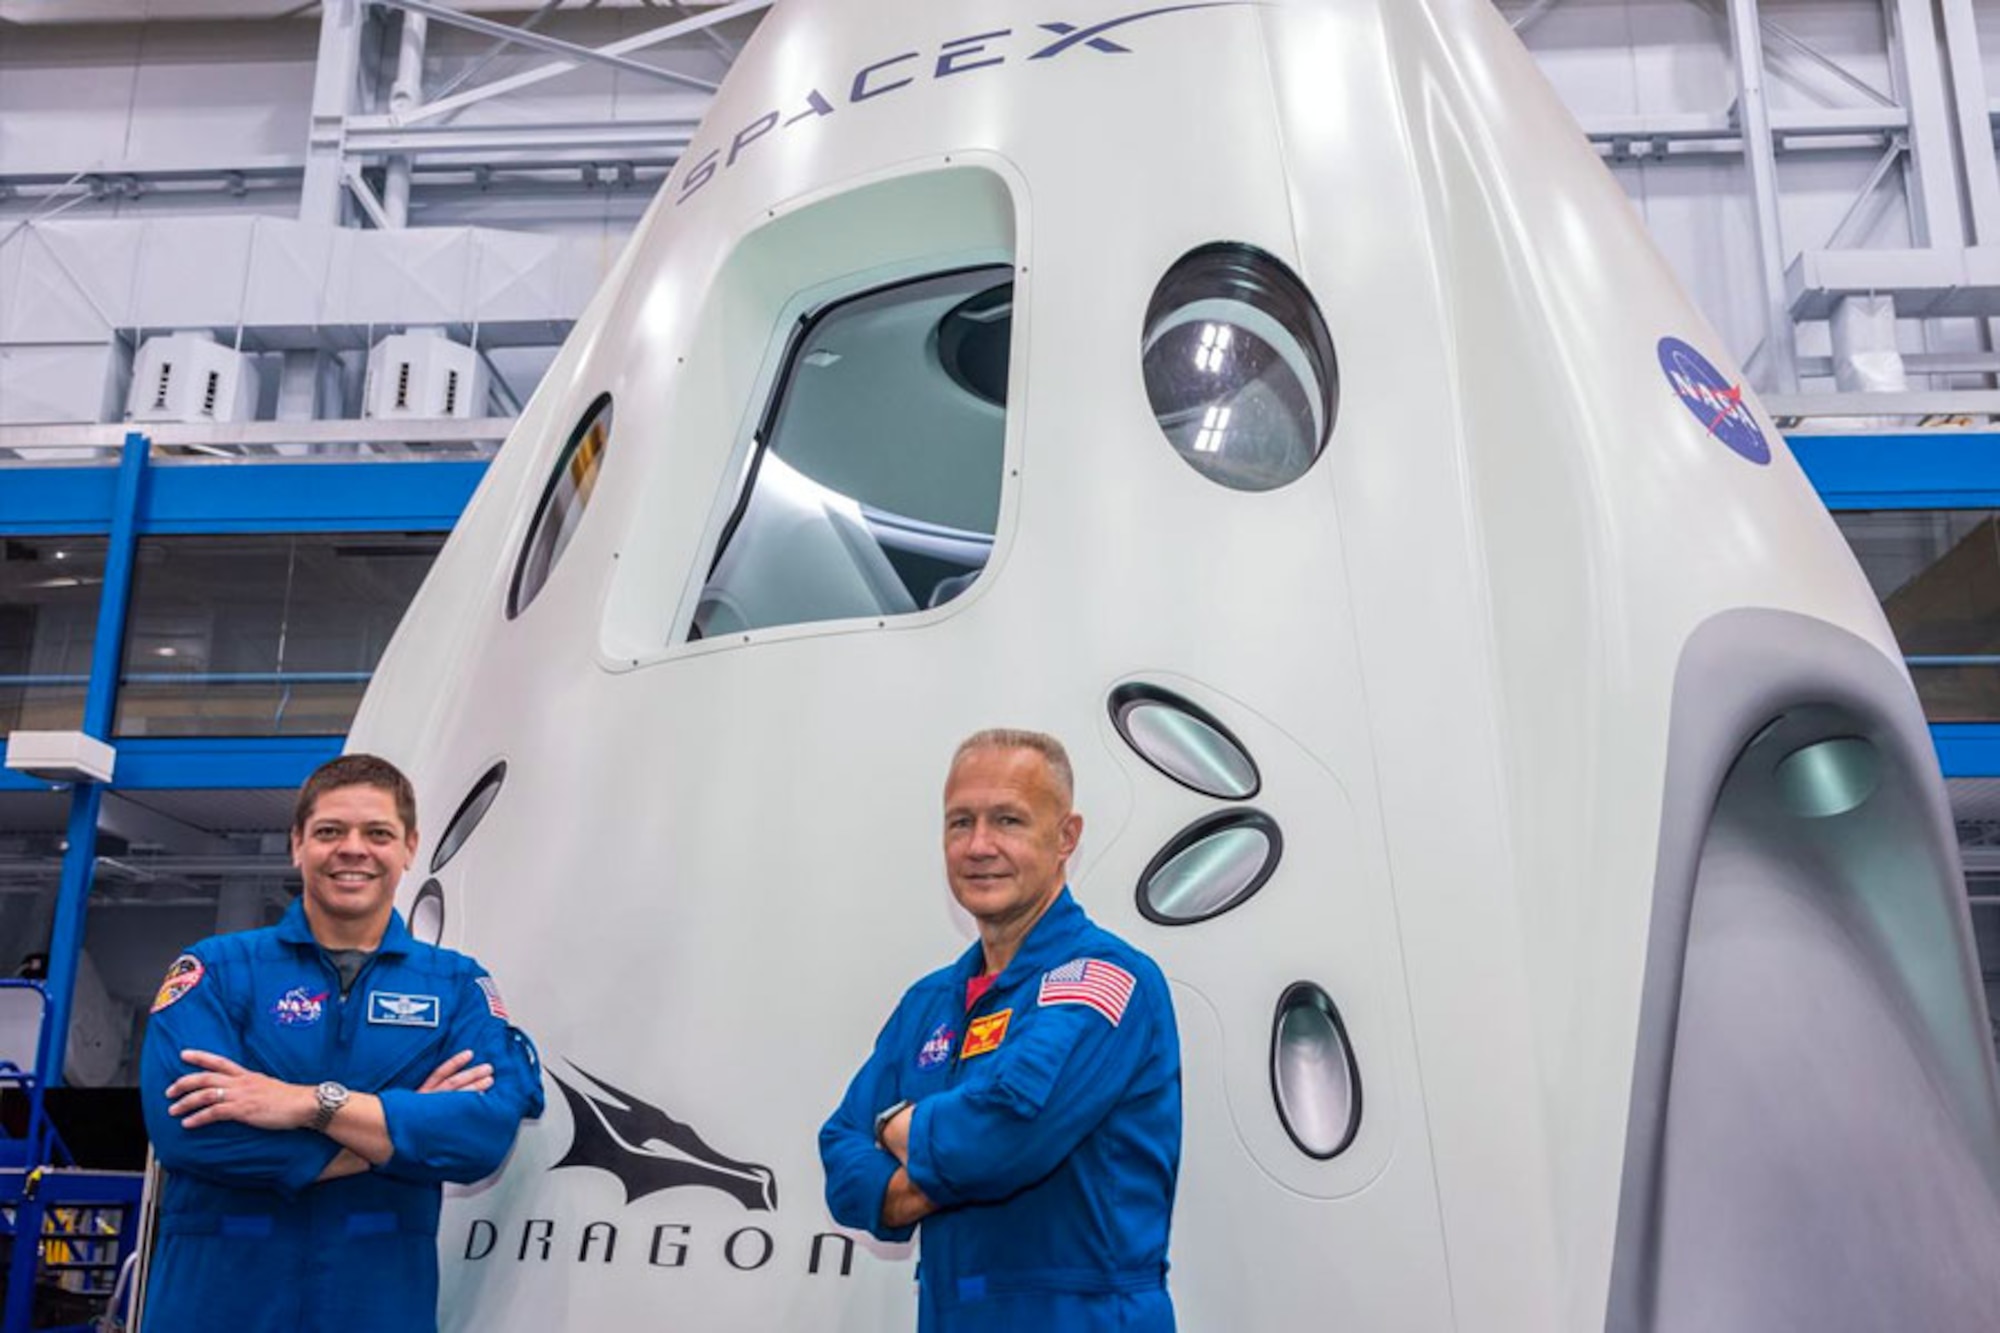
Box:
[350,0,2000,1327]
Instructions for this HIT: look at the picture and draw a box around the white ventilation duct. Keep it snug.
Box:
[124,331,259,424]
[364,328,488,420]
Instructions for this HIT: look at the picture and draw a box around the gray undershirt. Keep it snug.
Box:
[325,947,373,998]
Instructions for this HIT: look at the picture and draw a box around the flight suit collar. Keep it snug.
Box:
[954,886,1089,993]
[274,897,414,959]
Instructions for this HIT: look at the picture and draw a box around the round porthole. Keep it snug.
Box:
[1137,810,1281,925]
[509,393,612,618]
[410,879,445,946]
[1270,982,1361,1159]
[430,761,506,873]
[1109,683,1259,799]
[1141,244,1337,491]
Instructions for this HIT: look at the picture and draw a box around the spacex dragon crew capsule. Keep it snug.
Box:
[347,0,2000,1327]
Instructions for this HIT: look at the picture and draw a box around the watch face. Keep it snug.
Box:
[318,1081,349,1104]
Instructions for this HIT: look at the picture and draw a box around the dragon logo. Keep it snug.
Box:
[550,1065,778,1212]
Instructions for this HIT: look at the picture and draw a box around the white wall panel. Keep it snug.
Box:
[0,22,145,174]
[118,22,314,165]
[0,20,313,175]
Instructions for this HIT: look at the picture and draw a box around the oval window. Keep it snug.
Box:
[1109,683,1259,799]
[509,394,612,617]
[430,761,506,873]
[1137,811,1281,925]
[1270,982,1361,1159]
[1774,736,1879,819]
[410,879,445,946]
[1141,244,1337,491]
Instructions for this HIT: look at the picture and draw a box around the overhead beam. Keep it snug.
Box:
[373,0,722,93]
[385,0,768,128]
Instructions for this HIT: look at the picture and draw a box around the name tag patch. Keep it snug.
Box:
[960,1008,1012,1060]
[368,991,440,1027]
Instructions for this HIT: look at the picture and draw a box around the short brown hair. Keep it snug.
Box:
[293,753,418,837]
[950,729,1074,806]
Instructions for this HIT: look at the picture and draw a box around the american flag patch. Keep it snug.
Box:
[477,975,509,1020]
[1037,958,1137,1026]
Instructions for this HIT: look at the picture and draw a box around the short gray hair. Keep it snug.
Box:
[950,729,1074,806]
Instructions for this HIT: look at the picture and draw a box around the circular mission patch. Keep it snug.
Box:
[151,953,204,1013]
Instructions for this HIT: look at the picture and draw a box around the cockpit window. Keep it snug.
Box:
[689,266,1011,641]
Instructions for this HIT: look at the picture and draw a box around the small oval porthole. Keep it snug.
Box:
[509,393,612,618]
[1137,810,1282,925]
[1774,736,1879,819]
[1270,982,1361,1160]
[1141,243,1337,492]
[1109,683,1259,799]
[430,761,506,873]
[410,879,445,946]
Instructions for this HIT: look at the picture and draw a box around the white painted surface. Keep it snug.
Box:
[345,1,1977,1328]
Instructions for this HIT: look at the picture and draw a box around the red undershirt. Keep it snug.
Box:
[966,973,997,1011]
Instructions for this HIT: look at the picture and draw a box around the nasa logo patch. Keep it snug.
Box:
[270,986,327,1028]
[915,1023,956,1072]
[1658,336,1770,465]
[151,954,203,1013]
[368,992,440,1027]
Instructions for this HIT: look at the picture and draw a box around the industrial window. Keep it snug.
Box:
[1142,244,1338,492]
[688,266,1011,641]
[113,533,442,738]
[0,537,108,735]
[1832,510,2000,722]
[510,394,612,619]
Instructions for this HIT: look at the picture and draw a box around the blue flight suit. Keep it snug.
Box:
[821,888,1181,1332]
[139,901,545,1333]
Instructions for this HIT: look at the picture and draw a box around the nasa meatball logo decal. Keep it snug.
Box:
[916,1023,956,1071]
[1658,336,1770,464]
[270,985,327,1027]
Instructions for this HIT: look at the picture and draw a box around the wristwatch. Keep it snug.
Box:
[872,1099,913,1151]
[312,1080,350,1132]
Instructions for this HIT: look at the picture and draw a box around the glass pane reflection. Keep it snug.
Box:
[511,394,612,618]
[0,537,106,734]
[115,533,443,738]
[1141,244,1337,492]
[1833,510,2000,721]
[690,266,1009,640]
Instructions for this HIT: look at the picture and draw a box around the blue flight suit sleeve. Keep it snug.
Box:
[820,1000,917,1244]
[905,970,1166,1209]
[139,949,341,1198]
[375,968,545,1185]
